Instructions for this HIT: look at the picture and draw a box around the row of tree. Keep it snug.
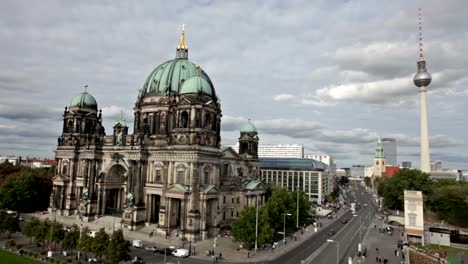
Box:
[232,186,312,248]
[373,168,468,227]
[22,216,130,263]
[0,161,53,213]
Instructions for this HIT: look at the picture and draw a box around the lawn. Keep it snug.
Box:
[413,243,468,257]
[0,249,42,264]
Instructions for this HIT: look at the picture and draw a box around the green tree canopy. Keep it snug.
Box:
[0,170,52,213]
[377,168,432,210]
[92,228,109,260]
[23,216,40,244]
[105,229,130,264]
[429,184,468,228]
[232,206,256,248]
[34,219,51,249]
[62,225,80,253]
[0,210,20,237]
[78,226,93,258]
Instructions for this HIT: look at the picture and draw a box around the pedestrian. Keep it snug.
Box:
[376,257,379,262]
[247,251,250,258]
[394,249,397,256]
[383,258,388,264]
[219,252,222,259]
[376,247,379,253]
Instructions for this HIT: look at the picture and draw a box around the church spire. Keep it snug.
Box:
[375,137,384,158]
[176,24,188,59]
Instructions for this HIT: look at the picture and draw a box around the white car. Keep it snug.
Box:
[88,231,97,238]
[172,248,189,258]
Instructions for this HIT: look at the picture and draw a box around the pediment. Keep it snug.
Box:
[201,184,218,194]
[166,184,188,194]
[221,147,241,160]
[52,174,69,183]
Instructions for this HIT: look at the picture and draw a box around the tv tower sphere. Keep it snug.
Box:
[413,61,432,87]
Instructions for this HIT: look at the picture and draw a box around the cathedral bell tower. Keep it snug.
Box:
[238,120,259,158]
[113,111,128,146]
[59,85,104,147]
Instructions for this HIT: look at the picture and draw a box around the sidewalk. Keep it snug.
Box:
[29,208,348,263]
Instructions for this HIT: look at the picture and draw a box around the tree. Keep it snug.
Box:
[48,222,65,249]
[78,226,93,259]
[92,228,109,260]
[265,187,294,232]
[339,176,349,185]
[105,229,130,264]
[364,177,371,187]
[257,208,275,245]
[429,184,468,227]
[232,206,257,249]
[0,210,20,238]
[0,170,52,213]
[62,225,80,254]
[23,216,40,244]
[34,219,51,249]
[377,168,432,210]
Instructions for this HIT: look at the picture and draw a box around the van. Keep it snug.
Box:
[172,248,189,258]
[132,240,143,248]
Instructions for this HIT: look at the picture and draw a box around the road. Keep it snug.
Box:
[127,184,378,264]
[305,184,378,264]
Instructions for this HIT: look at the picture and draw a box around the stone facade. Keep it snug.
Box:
[50,33,266,241]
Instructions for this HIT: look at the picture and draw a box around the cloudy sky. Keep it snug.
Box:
[1,0,467,170]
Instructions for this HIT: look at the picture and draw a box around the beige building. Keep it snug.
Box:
[50,31,266,241]
[404,190,425,245]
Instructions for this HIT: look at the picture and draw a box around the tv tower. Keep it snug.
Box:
[413,8,431,173]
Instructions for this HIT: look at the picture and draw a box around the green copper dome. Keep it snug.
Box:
[140,58,216,98]
[70,92,98,110]
[180,75,213,96]
[240,121,257,133]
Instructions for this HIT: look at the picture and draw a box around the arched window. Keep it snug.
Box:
[62,160,69,176]
[222,164,229,177]
[176,164,186,184]
[181,111,189,128]
[205,113,211,129]
[155,169,161,183]
[204,166,211,185]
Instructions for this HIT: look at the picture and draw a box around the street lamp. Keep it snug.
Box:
[327,239,339,264]
[282,213,292,246]
[255,194,259,252]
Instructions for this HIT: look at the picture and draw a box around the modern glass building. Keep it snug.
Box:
[382,138,397,166]
[259,158,333,204]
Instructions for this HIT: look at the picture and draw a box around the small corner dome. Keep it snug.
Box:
[70,92,98,110]
[180,75,214,96]
[240,121,257,133]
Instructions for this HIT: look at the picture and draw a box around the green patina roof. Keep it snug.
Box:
[375,137,385,158]
[174,183,188,192]
[140,58,216,99]
[114,111,126,127]
[70,92,98,109]
[240,121,257,133]
[202,184,216,193]
[180,75,213,95]
[245,180,261,190]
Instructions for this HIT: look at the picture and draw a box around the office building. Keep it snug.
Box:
[430,160,443,172]
[401,161,412,168]
[259,158,332,204]
[304,154,336,173]
[382,138,397,166]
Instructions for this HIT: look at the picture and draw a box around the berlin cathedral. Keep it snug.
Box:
[50,30,266,241]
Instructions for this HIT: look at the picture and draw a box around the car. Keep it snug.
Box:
[18,216,25,221]
[144,246,158,252]
[341,218,348,224]
[88,257,98,263]
[156,247,175,255]
[88,231,98,238]
[132,240,143,248]
[327,229,335,236]
[172,248,189,258]
[131,256,145,264]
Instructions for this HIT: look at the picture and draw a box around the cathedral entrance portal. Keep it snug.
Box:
[168,198,182,228]
[98,164,126,216]
[148,195,161,223]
